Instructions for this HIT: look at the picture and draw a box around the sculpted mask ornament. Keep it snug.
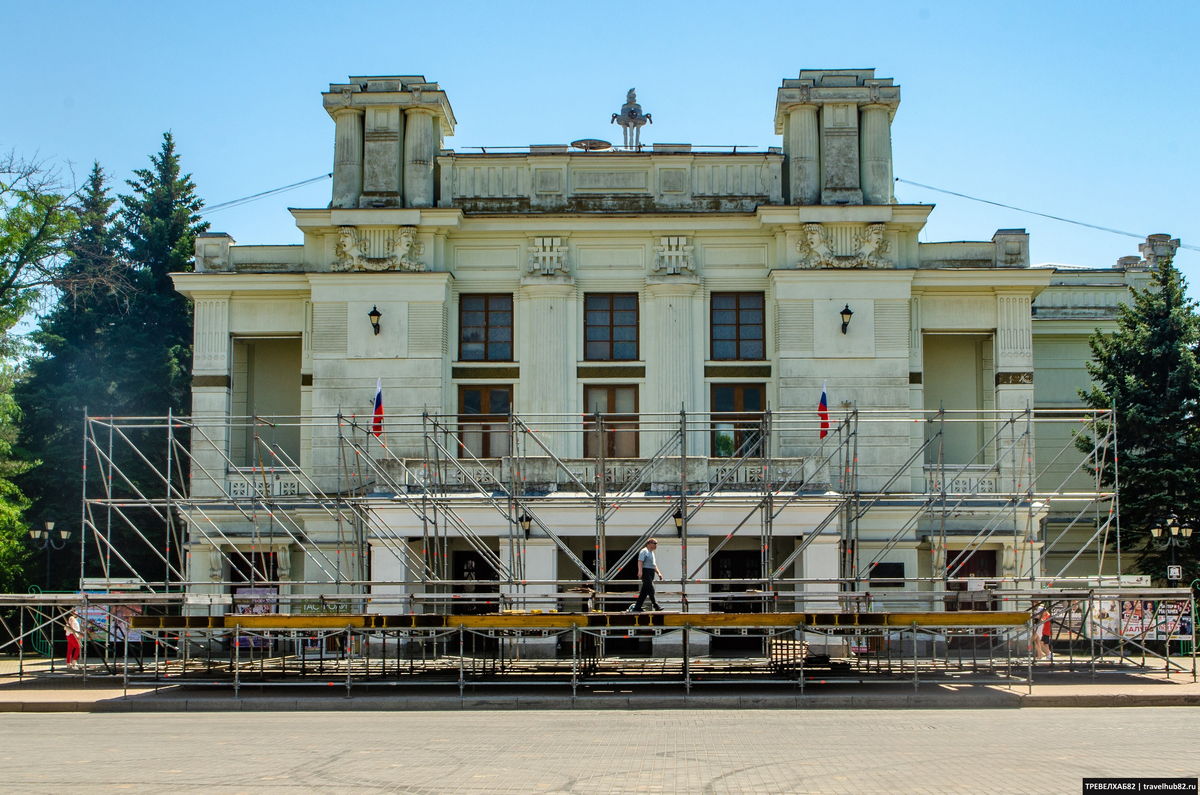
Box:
[852,223,891,268]
[387,227,425,272]
[795,224,835,268]
[334,226,425,272]
[795,223,891,269]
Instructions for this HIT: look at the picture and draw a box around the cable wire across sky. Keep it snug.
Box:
[201,173,332,215]
[197,171,1193,255]
[896,178,1197,253]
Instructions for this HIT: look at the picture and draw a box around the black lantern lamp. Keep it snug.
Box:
[367,305,382,336]
[520,514,533,538]
[29,517,70,589]
[840,304,854,335]
[674,508,684,537]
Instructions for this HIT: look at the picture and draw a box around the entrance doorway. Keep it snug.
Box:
[711,549,765,655]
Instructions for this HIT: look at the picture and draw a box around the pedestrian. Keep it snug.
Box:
[1031,604,1050,659]
[628,538,663,612]
[1040,606,1054,662]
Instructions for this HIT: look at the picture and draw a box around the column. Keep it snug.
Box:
[519,277,576,456]
[786,104,819,205]
[191,294,230,500]
[908,295,924,492]
[859,104,894,205]
[644,277,702,452]
[331,108,364,208]
[403,108,436,208]
[994,291,1036,481]
[650,540,710,656]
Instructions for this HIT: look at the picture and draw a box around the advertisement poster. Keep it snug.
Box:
[67,599,142,643]
[233,587,277,648]
[1088,599,1192,641]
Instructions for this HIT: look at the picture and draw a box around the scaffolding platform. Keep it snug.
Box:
[131,610,1031,631]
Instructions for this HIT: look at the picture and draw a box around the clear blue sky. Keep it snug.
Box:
[3,0,1197,292]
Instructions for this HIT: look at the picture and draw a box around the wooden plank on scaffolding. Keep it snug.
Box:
[129,610,1029,631]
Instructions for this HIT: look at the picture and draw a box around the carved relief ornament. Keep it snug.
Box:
[794,222,891,269]
[527,236,570,276]
[652,236,695,275]
[333,226,425,272]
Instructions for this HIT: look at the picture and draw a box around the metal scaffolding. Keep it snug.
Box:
[3,404,1189,692]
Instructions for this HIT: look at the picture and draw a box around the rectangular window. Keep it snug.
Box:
[711,383,765,457]
[459,294,513,361]
[584,293,638,361]
[457,384,511,458]
[868,561,905,588]
[583,384,639,458]
[711,292,765,360]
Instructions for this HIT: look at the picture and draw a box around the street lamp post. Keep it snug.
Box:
[1150,515,1194,585]
[28,519,71,590]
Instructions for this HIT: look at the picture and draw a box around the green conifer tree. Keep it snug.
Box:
[1079,251,1200,583]
[16,135,206,589]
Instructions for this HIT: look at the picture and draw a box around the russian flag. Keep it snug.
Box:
[818,380,829,439]
[371,378,384,437]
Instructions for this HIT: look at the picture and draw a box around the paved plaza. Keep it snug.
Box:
[1,708,1197,794]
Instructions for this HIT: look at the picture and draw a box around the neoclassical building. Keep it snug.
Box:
[173,70,1162,626]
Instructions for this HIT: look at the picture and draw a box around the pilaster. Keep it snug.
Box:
[403,108,436,208]
[331,108,364,208]
[191,293,231,499]
[859,104,894,205]
[519,276,576,456]
[644,275,702,451]
[786,104,820,205]
[360,106,403,207]
[820,104,863,205]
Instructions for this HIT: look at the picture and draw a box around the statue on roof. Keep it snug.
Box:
[611,88,652,148]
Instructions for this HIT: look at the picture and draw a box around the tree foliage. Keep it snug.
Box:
[15,135,207,589]
[1079,254,1200,583]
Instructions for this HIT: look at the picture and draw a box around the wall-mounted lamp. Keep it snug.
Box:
[520,514,533,538]
[673,508,684,537]
[840,304,854,335]
[367,305,382,336]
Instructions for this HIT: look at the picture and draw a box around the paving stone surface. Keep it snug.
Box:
[1,708,1197,794]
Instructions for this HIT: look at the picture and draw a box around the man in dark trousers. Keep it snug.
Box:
[629,538,663,612]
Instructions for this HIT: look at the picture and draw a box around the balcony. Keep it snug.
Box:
[381,456,807,493]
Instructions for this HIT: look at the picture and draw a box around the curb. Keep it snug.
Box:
[2,692,1198,712]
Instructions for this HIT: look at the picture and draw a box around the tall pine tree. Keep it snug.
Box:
[16,135,206,589]
[1079,249,1200,583]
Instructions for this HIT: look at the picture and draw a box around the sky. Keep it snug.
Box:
[3,0,1198,293]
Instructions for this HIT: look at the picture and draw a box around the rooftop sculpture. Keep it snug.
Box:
[611,88,652,148]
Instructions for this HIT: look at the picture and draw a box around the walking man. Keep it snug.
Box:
[629,538,663,612]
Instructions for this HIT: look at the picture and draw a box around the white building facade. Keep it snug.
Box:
[172,70,1160,625]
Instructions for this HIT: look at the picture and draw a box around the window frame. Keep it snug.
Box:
[710,292,766,361]
[456,384,513,459]
[458,293,514,362]
[583,384,640,459]
[583,293,640,362]
[710,382,767,458]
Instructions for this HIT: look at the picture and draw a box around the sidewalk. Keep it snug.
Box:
[1,666,1198,712]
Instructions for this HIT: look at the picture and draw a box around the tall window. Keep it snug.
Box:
[711,292,764,360]
[585,294,638,361]
[459,294,513,361]
[458,385,511,458]
[583,385,639,458]
[711,383,765,457]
